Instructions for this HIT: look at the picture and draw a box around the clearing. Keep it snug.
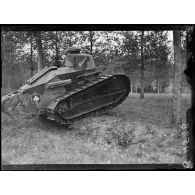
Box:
[1,92,191,164]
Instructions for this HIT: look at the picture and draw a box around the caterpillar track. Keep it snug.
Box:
[45,74,130,125]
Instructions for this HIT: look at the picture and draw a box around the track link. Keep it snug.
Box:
[44,74,130,125]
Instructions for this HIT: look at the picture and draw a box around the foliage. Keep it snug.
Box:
[1,29,186,93]
[1,31,29,88]
[106,118,135,148]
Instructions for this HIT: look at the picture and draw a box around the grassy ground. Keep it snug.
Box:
[1,92,191,164]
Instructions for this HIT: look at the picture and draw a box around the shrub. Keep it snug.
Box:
[145,123,155,135]
[106,119,135,148]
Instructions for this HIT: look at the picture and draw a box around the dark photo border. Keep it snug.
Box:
[1,24,194,170]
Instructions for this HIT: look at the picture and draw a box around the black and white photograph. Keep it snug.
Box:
[1,1,195,195]
[1,25,194,170]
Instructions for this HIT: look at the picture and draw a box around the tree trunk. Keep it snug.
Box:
[140,31,144,99]
[89,31,93,55]
[130,81,133,93]
[34,31,44,71]
[30,33,33,77]
[157,80,160,93]
[7,77,11,89]
[136,83,138,93]
[171,31,183,125]
[55,31,60,67]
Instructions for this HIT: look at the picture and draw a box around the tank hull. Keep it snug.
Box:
[2,72,130,124]
[2,48,130,124]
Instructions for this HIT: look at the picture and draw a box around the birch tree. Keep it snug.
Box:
[171,31,183,125]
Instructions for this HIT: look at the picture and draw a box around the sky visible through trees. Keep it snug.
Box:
[1,30,188,95]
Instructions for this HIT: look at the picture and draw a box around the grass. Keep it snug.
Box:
[1,92,191,164]
[1,88,14,96]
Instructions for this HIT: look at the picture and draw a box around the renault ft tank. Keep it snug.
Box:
[2,47,130,124]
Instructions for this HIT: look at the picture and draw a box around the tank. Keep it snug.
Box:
[2,47,130,124]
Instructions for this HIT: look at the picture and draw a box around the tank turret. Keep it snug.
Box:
[64,47,96,71]
[67,46,82,54]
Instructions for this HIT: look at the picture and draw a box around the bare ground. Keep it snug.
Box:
[1,92,191,164]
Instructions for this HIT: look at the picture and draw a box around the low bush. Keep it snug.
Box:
[106,118,135,148]
[145,123,155,135]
